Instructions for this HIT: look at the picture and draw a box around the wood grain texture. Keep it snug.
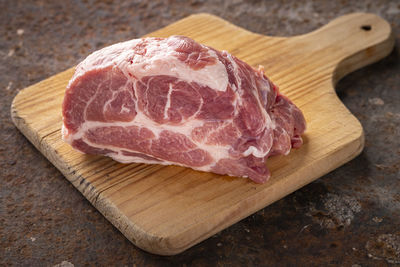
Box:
[11,13,394,255]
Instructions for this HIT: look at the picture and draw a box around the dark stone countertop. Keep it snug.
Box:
[1,1,399,266]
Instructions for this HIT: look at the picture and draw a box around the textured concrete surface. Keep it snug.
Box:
[1,0,399,266]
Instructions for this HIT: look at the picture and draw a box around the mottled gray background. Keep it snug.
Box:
[1,0,399,266]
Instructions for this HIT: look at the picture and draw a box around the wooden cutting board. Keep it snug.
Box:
[11,13,394,255]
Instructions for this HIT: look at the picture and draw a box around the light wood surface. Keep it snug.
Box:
[11,13,394,255]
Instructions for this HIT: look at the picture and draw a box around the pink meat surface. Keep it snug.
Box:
[62,35,306,183]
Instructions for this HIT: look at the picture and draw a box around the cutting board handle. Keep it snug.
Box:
[290,13,394,85]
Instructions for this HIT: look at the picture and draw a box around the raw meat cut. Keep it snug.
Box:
[62,35,306,183]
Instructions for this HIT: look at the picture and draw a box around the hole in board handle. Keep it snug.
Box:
[361,25,372,31]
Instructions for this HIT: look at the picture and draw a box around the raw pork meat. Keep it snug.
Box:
[62,36,306,183]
